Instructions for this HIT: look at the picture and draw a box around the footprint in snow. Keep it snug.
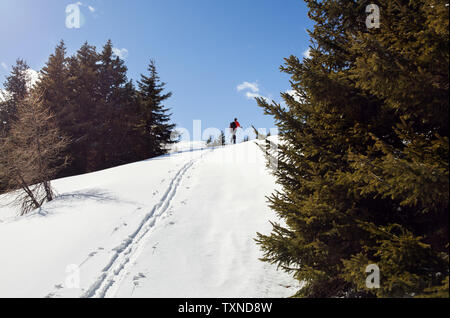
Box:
[133,273,146,280]
[132,273,147,287]
[152,243,159,254]
[88,251,97,257]
[54,284,63,289]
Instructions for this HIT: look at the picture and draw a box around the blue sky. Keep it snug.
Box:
[0,0,313,139]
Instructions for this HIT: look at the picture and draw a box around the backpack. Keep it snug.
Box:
[230,121,237,129]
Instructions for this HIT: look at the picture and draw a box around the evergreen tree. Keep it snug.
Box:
[210,131,226,147]
[2,40,182,197]
[96,39,131,168]
[112,79,142,165]
[219,130,225,145]
[256,0,448,298]
[2,40,180,191]
[65,42,100,173]
[38,40,69,118]
[137,60,176,158]
[220,130,225,146]
[38,40,141,174]
[0,59,32,136]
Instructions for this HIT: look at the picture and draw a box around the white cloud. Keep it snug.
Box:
[1,62,7,70]
[245,92,271,103]
[303,48,311,58]
[88,5,95,12]
[237,81,259,93]
[112,47,129,59]
[237,81,273,103]
[245,92,260,99]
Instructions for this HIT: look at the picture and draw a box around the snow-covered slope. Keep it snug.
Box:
[0,138,299,298]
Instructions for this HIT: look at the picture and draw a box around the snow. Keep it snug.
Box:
[167,140,207,154]
[0,69,39,103]
[25,69,40,88]
[0,137,299,298]
[0,88,10,102]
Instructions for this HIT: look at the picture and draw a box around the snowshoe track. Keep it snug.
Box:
[81,158,197,298]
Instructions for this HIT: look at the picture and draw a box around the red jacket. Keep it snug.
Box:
[234,120,241,129]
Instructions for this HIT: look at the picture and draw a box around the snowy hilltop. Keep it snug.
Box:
[0,137,299,298]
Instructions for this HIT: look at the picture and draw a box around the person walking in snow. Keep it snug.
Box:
[229,118,241,144]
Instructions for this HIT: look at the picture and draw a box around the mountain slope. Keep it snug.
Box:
[0,139,299,298]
